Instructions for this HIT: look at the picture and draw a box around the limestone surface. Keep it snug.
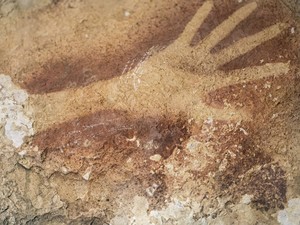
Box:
[0,0,299,224]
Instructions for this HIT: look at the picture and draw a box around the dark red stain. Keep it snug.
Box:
[210,0,293,53]
[238,163,287,210]
[215,0,299,70]
[24,0,295,212]
[32,110,190,208]
[21,0,297,94]
[192,0,297,69]
[22,0,205,94]
[33,110,190,172]
[204,73,295,119]
[191,0,246,45]
[220,28,299,71]
[193,120,287,210]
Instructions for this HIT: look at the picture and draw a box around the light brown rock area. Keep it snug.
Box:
[0,0,299,224]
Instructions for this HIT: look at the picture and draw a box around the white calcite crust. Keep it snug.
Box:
[0,74,34,148]
[277,198,300,225]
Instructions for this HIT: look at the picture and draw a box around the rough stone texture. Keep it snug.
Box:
[0,0,299,224]
[277,198,300,225]
[0,74,33,147]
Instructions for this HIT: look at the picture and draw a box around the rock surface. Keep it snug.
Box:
[0,0,299,224]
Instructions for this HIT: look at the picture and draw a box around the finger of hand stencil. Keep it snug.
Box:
[197,2,257,54]
[214,23,287,67]
[174,1,213,48]
[211,62,290,91]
